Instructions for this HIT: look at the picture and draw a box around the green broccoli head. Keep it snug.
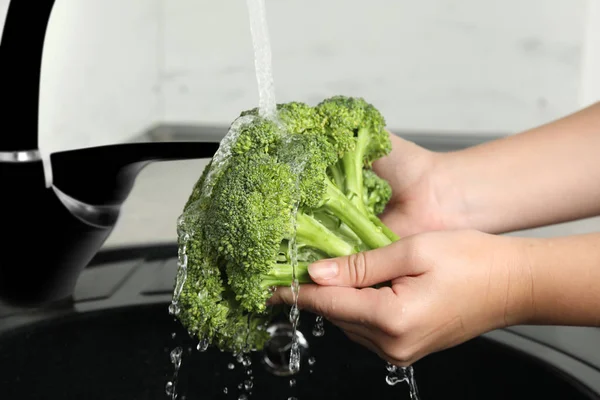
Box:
[231,117,282,156]
[316,95,389,164]
[174,95,398,353]
[240,101,327,138]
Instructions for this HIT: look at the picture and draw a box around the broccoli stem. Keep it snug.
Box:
[328,162,346,191]
[322,179,392,249]
[369,214,400,241]
[311,210,365,248]
[342,127,370,213]
[296,213,357,257]
[261,262,312,287]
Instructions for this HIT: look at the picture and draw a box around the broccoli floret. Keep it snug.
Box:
[363,168,392,216]
[174,95,399,353]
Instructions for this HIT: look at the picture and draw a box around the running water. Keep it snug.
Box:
[245,0,277,119]
[169,217,191,317]
[287,203,302,375]
[386,363,420,399]
[165,347,183,400]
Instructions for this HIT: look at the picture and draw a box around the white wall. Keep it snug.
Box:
[163,0,589,135]
[1,0,597,156]
[580,0,600,107]
[38,0,162,156]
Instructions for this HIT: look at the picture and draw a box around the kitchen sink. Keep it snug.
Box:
[1,245,599,400]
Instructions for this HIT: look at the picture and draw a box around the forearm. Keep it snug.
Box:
[436,102,600,234]
[513,233,600,327]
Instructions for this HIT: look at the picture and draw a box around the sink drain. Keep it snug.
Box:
[261,323,309,376]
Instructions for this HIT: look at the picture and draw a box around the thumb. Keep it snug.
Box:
[307,240,416,288]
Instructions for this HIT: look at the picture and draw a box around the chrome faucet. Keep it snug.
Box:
[0,0,219,307]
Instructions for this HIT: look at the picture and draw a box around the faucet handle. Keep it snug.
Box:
[50,141,221,207]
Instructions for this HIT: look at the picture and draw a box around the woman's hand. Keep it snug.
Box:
[268,230,534,367]
[371,133,469,237]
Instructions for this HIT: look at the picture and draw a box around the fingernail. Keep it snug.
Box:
[309,261,338,280]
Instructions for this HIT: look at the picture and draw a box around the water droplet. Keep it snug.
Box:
[244,379,253,390]
[170,347,183,368]
[238,394,248,400]
[289,342,300,374]
[386,375,406,386]
[223,387,228,394]
[238,383,243,390]
[312,316,325,337]
[165,381,174,396]
[246,369,252,375]
[197,338,209,352]
[289,378,296,387]
[309,369,313,374]
[289,305,300,326]
[236,353,244,363]
[308,357,316,366]
[385,363,407,386]
[288,397,298,400]
[168,302,180,315]
[242,355,252,367]
[171,332,176,339]
[228,363,235,370]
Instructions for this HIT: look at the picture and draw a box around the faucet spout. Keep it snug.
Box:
[0,0,55,152]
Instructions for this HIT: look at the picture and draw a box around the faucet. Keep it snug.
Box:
[0,0,220,307]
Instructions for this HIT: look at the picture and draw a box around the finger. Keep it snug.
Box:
[267,284,380,324]
[307,240,419,288]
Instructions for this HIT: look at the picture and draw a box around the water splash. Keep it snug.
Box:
[287,172,304,375]
[197,338,209,352]
[245,0,276,119]
[169,220,191,316]
[165,347,183,400]
[312,316,325,337]
[385,363,420,399]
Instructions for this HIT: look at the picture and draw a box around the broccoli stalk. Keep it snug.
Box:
[320,178,392,249]
[259,262,312,288]
[342,126,371,213]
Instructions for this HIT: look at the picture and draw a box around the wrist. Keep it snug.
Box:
[497,236,537,327]
[428,152,472,231]
[513,233,600,327]
[472,234,537,330]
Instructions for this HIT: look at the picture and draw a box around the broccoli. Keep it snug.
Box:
[173,96,399,354]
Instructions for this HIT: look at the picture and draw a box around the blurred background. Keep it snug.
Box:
[1,0,599,247]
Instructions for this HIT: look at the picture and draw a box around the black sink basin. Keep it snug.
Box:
[0,247,599,400]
